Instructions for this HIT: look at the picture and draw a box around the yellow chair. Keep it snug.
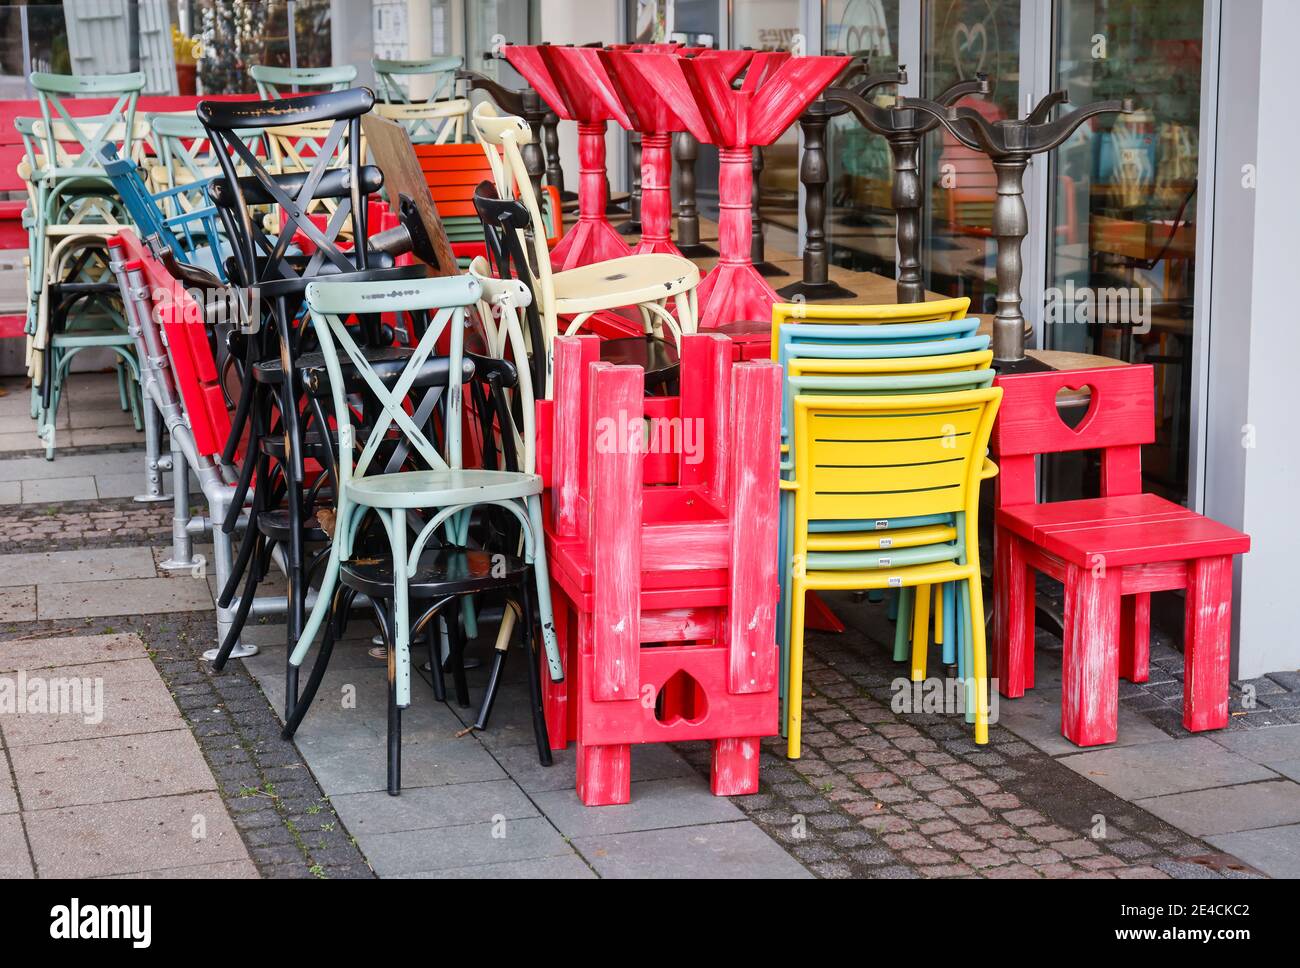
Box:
[781,386,1002,758]
[770,296,972,360]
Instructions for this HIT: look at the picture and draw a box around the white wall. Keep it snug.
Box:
[1204,0,1300,678]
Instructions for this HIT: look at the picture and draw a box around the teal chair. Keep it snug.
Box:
[372,57,468,144]
[287,273,562,794]
[249,64,357,98]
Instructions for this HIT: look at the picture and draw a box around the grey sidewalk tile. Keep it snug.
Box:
[360,815,574,876]
[0,481,20,505]
[332,779,539,837]
[304,737,507,796]
[0,768,16,814]
[1058,737,1278,800]
[1138,779,1300,836]
[998,690,1171,756]
[38,576,214,620]
[0,450,144,483]
[1210,723,1300,765]
[23,791,249,878]
[98,859,259,879]
[0,547,157,587]
[0,631,147,673]
[0,672,184,747]
[0,433,40,454]
[396,855,597,879]
[1207,823,1300,879]
[10,729,216,811]
[21,476,97,504]
[493,741,695,796]
[0,586,37,622]
[572,821,813,879]
[1270,759,1300,783]
[534,775,745,838]
[0,814,33,878]
[69,427,143,448]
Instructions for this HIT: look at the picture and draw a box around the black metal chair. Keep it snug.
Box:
[199,87,425,719]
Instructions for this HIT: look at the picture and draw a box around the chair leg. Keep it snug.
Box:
[211,533,264,670]
[711,737,760,796]
[994,529,1036,697]
[786,576,808,759]
[1119,593,1151,683]
[474,601,515,730]
[892,585,913,662]
[1184,556,1232,732]
[424,610,447,703]
[519,580,552,766]
[386,607,403,796]
[941,583,957,666]
[576,741,631,806]
[281,585,349,740]
[966,575,991,745]
[1061,563,1122,746]
[910,583,931,682]
[542,578,570,750]
[446,598,471,708]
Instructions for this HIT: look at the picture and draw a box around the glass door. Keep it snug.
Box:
[466,0,536,87]
[1044,0,1204,505]
[823,0,901,276]
[921,0,1022,309]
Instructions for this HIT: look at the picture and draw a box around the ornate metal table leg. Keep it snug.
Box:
[751,146,787,277]
[779,106,854,300]
[619,133,643,235]
[673,131,716,257]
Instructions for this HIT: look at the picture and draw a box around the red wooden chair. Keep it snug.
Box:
[991,364,1249,746]
[536,333,782,805]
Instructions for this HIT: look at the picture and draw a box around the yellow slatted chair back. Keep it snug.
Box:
[770,296,972,357]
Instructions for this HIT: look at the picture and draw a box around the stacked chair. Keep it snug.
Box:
[20,71,150,459]
[199,87,428,716]
[470,101,700,395]
[372,56,470,145]
[772,298,1003,758]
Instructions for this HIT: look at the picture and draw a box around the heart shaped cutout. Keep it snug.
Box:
[654,670,709,726]
[1055,384,1096,433]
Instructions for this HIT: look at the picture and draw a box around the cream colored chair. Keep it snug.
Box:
[470,101,699,395]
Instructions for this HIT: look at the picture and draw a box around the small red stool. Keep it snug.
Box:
[991,364,1250,747]
[536,333,782,805]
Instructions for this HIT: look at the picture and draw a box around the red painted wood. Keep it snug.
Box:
[1061,563,1121,746]
[711,737,761,796]
[991,365,1249,748]
[993,531,1036,698]
[676,334,731,496]
[726,361,781,695]
[588,362,643,702]
[1184,556,1233,732]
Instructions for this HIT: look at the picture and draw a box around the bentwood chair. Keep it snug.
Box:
[287,274,560,794]
[249,64,358,98]
[471,101,699,394]
[372,56,469,144]
[783,386,1003,757]
[200,87,424,717]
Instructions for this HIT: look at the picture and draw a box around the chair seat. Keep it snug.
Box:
[806,523,958,552]
[997,493,1250,568]
[340,547,527,599]
[257,509,329,542]
[346,468,541,509]
[551,253,699,314]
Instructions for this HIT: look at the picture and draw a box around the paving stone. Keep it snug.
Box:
[997,692,1172,756]
[20,476,98,505]
[395,854,597,879]
[0,547,156,588]
[1137,779,1300,836]
[9,729,215,810]
[331,780,539,837]
[303,738,507,796]
[573,821,812,879]
[23,791,249,877]
[37,576,213,620]
[362,815,574,876]
[1058,738,1278,800]
[1209,723,1300,765]
[0,813,33,878]
[0,586,36,622]
[1205,823,1300,879]
[98,859,259,879]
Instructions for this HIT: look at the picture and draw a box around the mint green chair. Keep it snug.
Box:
[288,273,563,792]
[249,64,357,98]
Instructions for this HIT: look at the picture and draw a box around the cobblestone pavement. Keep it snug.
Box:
[0,496,176,555]
[673,596,1268,880]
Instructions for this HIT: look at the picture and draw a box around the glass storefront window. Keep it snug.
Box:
[1045,0,1203,504]
[823,0,900,276]
[922,0,1021,310]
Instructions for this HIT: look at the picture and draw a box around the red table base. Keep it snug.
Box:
[697,146,779,329]
[633,132,680,256]
[549,122,631,271]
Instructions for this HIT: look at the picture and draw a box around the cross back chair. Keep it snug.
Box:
[471,101,700,395]
[200,86,424,715]
[288,274,561,794]
[783,386,1003,757]
[372,56,468,145]
[249,64,358,98]
[991,365,1250,746]
[147,112,265,210]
